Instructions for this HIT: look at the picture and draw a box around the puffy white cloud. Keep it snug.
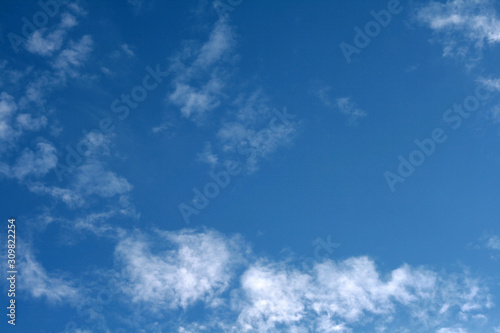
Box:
[109,229,494,332]
[115,229,246,311]
[235,257,481,331]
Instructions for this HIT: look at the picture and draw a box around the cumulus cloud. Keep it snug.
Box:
[414,0,500,59]
[115,229,246,311]
[234,257,492,332]
[109,229,493,332]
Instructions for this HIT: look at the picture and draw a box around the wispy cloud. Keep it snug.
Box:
[120,43,135,57]
[414,0,500,60]
[197,142,219,168]
[25,13,78,56]
[28,134,133,211]
[485,235,500,250]
[0,140,58,180]
[52,35,93,77]
[167,19,235,121]
[18,245,80,303]
[165,20,299,173]
[316,86,367,125]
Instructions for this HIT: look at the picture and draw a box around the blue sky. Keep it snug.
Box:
[1,0,500,332]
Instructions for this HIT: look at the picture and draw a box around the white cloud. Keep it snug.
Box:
[151,121,171,134]
[0,92,48,151]
[20,32,94,107]
[316,86,367,125]
[26,29,65,56]
[115,229,246,311]
[198,142,219,167]
[193,19,234,69]
[16,113,48,131]
[414,0,500,59]
[0,92,18,143]
[166,20,298,172]
[109,229,493,332]
[217,114,297,173]
[53,35,93,77]
[28,182,84,207]
[335,97,367,124]
[169,76,223,118]
[25,13,78,56]
[235,258,492,331]
[436,328,468,333]
[485,235,500,250]
[29,157,133,209]
[315,86,367,125]
[1,141,58,180]
[167,19,234,121]
[74,160,132,197]
[121,43,135,57]
[19,246,79,303]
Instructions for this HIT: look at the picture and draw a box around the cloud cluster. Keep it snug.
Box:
[165,20,299,173]
[110,229,493,332]
[414,0,500,59]
[168,19,235,121]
